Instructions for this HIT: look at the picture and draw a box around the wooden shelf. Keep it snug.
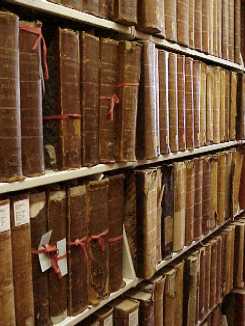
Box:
[5,0,245,72]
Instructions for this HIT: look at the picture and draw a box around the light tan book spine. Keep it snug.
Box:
[202,0,209,53]
[225,70,231,141]
[220,69,226,142]
[164,269,176,326]
[194,0,202,51]
[230,72,238,140]
[213,67,221,144]
[200,63,207,146]
[189,0,195,48]
[206,66,214,144]
[229,0,235,61]
[222,0,229,59]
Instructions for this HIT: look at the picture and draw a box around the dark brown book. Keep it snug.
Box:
[189,0,195,48]
[80,32,99,167]
[0,11,22,182]
[222,0,229,59]
[185,160,195,246]
[87,179,109,305]
[164,269,177,326]
[200,63,207,146]
[202,0,209,53]
[175,262,184,326]
[19,21,45,177]
[233,222,245,289]
[168,52,178,153]
[185,57,194,150]
[177,54,186,151]
[194,0,202,51]
[0,199,16,326]
[226,289,245,326]
[43,27,81,170]
[99,38,119,163]
[229,0,235,61]
[111,0,137,25]
[199,248,206,321]
[164,0,177,42]
[99,0,111,18]
[242,2,245,63]
[194,158,203,241]
[159,50,170,155]
[138,0,164,34]
[202,157,211,234]
[115,41,141,162]
[11,194,35,326]
[177,0,189,46]
[237,74,245,140]
[67,185,89,316]
[113,298,139,326]
[30,192,51,326]
[193,60,201,148]
[83,0,99,15]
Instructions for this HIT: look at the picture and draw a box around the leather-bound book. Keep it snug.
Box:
[84,307,113,325]
[115,41,141,162]
[194,158,203,241]
[124,172,137,273]
[213,67,221,144]
[137,41,159,160]
[168,52,178,153]
[175,262,184,326]
[162,164,174,258]
[164,269,177,326]
[230,72,237,140]
[229,0,235,61]
[158,50,170,155]
[99,38,119,163]
[30,192,51,326]
[198,248,206,321]
[221,229,229,296]
[194,0,202,51]
[210,156,218,230]
[217,154,226,225]
[242,2,245,63]
[209,0,214,55]
[212,0,218,57]
[227,225,236,293]
[177,54,186,151]
[67,185,88,316]
[200,63,207,146]
[237,74,245,140]
[232,151,243,216]
[19,21,45,177]
[202,0,209,53]
[189,0,195,48]
[233,222,245,289]
[206,67,214,144]
[43,27,81,170]
[113,298,139,326]
[135,168,158,279]
[149,275,166,325]
[204,243,211,314]
[222,0,229,60]
[185,57,194,150]
[209,239,217,308]
[225,70,231,141]
[216,235,223,303]
[138,0,164,34]
[128,289,154,326]
[87,179,109,305]
[164,0,177,42]
[177,0,189,46]
[111,0,137,25]
[156,168,163,263]
[0,11,22,182]
[225,150,233,219]
[217,0,222,58]
[83,0,99,15]
[10,194,35,326]
[226,289,245,326]
[220,69,226,142]
[202,157,211,234]
[185,160,195,246]
[47,189,67,323]
[193,60,201,148]
[108,175,125,292]
[0,199,16,326]
[80,32,99,167]
[99,0,111,18]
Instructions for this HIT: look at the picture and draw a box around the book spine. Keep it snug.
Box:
[209,0,214,55]
[194,158,203,241]
[210,156,218,230]
[185,160,195,246]
[189,0,195,48]
[177,0,189,47]
[177,54,186,151]
[99,0,111,18]
[185,57,194,150]
[230,72,238,140]
[202,0,209,53]
[217,153,226,225]
[237,74,245,140]
[220,69,226,142]
[232,151,243,216]
[213,0,218,56]
[235,0,241,63]
[175,262,184,326]
[200,63,207,146]
[198,248,206,321]
[194,0,202,51]
[202,157,211,234]
[225,70,231,141]
[206,67,214,144]
[83,0,99,15]
[209,240,217,308]
[164,0,177,42]
[153,276,166,326]
[138,0,164,34]
[164,269,177,326]
[204,243,211,314]
[229,0,235,61]
[61,0,83,10]
[193,60,201,148]
[217,0,222,57]
[113,0,138,25]
[222,0,229,59]
[213,67,221,144]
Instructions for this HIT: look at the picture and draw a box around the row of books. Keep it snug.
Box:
[223,288,245,326]
[47,1,243,64]
[129,149,245,279]
[80,220,245,326]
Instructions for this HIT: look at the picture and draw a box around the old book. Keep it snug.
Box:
[204,243,211,314]
[115,41,141,162]
[220,69,226,142]
[242,2,245,63]
[233,222,245,289]
[99,38,119,163]
[202,157,211,234]
[175,262,184,326]
[168,52,178,153]
[200,63,207,146]
[11,194,35,326]
[87,179,109,305]
[213,0,218,56]
[30,192,51,326]
[194,158,203,241]
[177,0,189,46]
[222,0,229,59]
[222,227,235,295]
[43,27,81,170]
[198,248,206,321]
[99,0,111,18]
[83,0,99,15]
[128,289,154,325]
[137,42,159,160]
[113,298,139,326]
[162,164,174,258]
[226,289,245,326]
[164,0,177,42]
[149,275,166,326]
[185,160,195,246]
[202,0,209,53]
[194,0,202,51]
[217,0,222,58]
[80,32,99,166]
[47,189,67,323]
[209,0,214,55]
[158,50,170,154]
[206,66,214,144]
[210,155,218,230]
[227,226,236,293]
[185,57,194,150]
[164,269,177,326]
[213,67,221,144]
[209,240,217,308]
[67,185,88,316]
[0,11,22,182]
[229,0,235,61]
[232,151,243,216]
[177,54,186,151]
[225,150,233,219]
[216,236,223,303]
[225,70,231,141]
[193,60,201,148]
[135,168,158,279]
[189,0,195,48]
[237,74,245,139]
[156,168,163,263]
[138,0,164,34]
[0,199,16,326]
[173,162,186,252]
[84,306,113,325]
[217,154,226,225]
[19,21,45,177]
[112,0,137,25]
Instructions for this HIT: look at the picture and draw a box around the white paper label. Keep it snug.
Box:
[57,238,68,277]
[39,230,53,272]
[0,203,10,232]
[14,199,30,226]
[104,315,113,326]
[129,309,139,326]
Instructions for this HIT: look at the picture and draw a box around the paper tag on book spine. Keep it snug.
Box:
[57,238,68,277]
[0,202,10,232]
[14,199,30,226]
[129,309,139,326]
[39,230,52,272]
[104,315,113,326]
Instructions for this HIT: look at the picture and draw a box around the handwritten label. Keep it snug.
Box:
[14,199,30,226]
[39,230,52,272]
[0,202,10,232]
[57,238,68,277]
[129,309,139,326]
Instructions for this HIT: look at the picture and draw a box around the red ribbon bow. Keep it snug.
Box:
[70,237,89,261]
[100,94,120,121]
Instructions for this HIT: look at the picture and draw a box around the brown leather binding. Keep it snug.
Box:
[225,70,231,142]
[185,160,195,246]
[222,0,229,59]
[199,248,206,321]
[217,0,222,58]
[220,69,226,142]
[210,155,218,230]
[112,0,137,25]
[229,0,235,61]
[202,0,209,53]
[138,0,164,34]
[175,262,184,326]
[113,298,139,326]
[225,150,233,219]
[150,275,166,326]
[237,74,245,140]
[217,154,226,225]
[83,0,99,15]
[164,269,177,326]
[216,235,223,303]
[200,63,207,146]
[177,0,189,46]
[177,54,186,151]
[58,0,83,10]
[99,0,111,18]
[209,0,214,56]
[204,243,211,314]
[194,158,203,241]
[213,67,221,144]
[185,57,194,150]
[206,67,214,144]
[230,72,238,140]
[189,0,195,48]
[193,60,201,148]
[194,0,202,51]
[209,240,218,308]
[164,0,177,42]
[234,222,245,288]
[202,157,211,234]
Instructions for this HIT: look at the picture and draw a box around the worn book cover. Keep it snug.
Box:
[164,0,177,42]
[213,67,221,144]
[206,67,214,144]
[202,0,209,53]
[189,0,195,48]
[175,262,184,326]
[237,74,245,139]
[177,0,189,46]
[185,160,195,246]
[112,0,137,25]
[83,0,99,15]
[222,0,229,59]
[194,158,203,240]
[138,0,164,34]
[193,60,201,148]
[229,0,235,61]
[177,54,186,151]
[113,298,139,326]
[163,269,177,326]
[194,0,202,51]
[233,222,245,289]
[185,57,194,150]
[202,157,211,234]
[200,63,207,146]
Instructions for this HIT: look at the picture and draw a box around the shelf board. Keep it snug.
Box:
[55,277,140,326]
[5,0,245,72]
[0,140,244,194]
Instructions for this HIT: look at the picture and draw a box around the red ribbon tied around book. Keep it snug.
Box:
[70,236,89,261]
[108,235,123,245]
[20,22,49,80]
[43,113,81,121]
[100,94,120,121]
